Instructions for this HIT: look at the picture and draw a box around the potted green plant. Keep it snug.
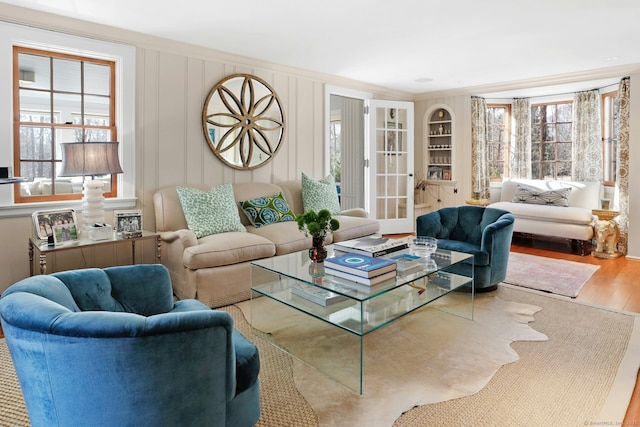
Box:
[296,209,340,262]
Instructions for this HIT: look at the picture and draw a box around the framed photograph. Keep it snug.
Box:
[386,122,403,154]
[600,199,611,210]
[52,223,79,245]
[442,170,451,180]
[428,166,443,181]
[32,209,77,241]
[114,210,142,233]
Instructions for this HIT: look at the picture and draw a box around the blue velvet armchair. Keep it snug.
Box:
[416,206,515,291]
[0,264,260,427]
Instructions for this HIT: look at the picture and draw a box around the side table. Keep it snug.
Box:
[465,198,491,207]
[591,209,622,259]
[29,230,161,275]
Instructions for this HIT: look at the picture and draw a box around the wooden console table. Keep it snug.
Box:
[29,230,161,275]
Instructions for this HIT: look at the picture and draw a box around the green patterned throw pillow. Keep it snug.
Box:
[176,184,246,238]
[301,173,341,215]
[512,184,572,207]
[238,192,295,228]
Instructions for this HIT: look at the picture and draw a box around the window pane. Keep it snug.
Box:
[557,104,572,122]
[557,162,571,178]
[531,106,541,124]
[53,58,81,93]
[531,162,540,178]
[53,93,82,124]
[542,162,554,179]
[21,161,52,180]
[84,63,110,95]
[18,53,50,90]
[543,124,555,142]
[557,123,571,142]
[557,143,572,161]
[542,143,556,160]
[20,90,52,123]
[20,126,52,160]
[545,105,556,122]
[85,95,111,121]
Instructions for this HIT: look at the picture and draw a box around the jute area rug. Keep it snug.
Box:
[504,252,600,297]
[1,286,638,427]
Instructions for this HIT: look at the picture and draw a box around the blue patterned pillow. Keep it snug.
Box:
[301,173,341,215]
[238,192,295,228]
[177,184,246,238]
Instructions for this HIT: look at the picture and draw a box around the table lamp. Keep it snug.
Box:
[59,142,123,234]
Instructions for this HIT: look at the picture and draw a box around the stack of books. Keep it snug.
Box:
[324,253,397,286]
[333,236,409,257]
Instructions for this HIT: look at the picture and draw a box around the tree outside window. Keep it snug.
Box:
[530,102,572,180]
[487,104,511,181]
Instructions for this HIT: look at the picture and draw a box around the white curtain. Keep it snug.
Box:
[614,77,630,254]
[510,98,531,178]
[340,97,365,210]
[471,97,489,199]
[572,90,602,181]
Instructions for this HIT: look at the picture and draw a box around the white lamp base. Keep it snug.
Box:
[81,180,106,237]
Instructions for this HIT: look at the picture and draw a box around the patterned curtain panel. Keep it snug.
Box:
[572,90,602,181]
[510,98,531,179]
[471,96,489,199]
[614,77,630,254]
[340,97,365,210]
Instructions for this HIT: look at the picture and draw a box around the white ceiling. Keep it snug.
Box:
[2,0,640,95]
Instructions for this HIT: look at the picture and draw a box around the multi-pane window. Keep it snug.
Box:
[13,46,117,203]
[601,91,618,185]
[486,104,511,181]
[530,102,572,180]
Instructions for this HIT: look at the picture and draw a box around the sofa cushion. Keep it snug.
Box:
[490,201,594,225]
[436,239,490,266]
[301,173,341,215]
[247,221,311,255]
[238,192,295,228]
[177,184,246,238]
[182,232,275,269]
[512,184,571,207]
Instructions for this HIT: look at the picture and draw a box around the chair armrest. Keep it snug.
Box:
[480,213,515,259]
[160,229,198,248]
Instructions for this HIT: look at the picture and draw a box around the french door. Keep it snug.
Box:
[366,100,414,234]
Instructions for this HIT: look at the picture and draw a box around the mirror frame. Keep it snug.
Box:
[202,74,286,170]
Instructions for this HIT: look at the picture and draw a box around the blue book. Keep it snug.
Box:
[324,253,396,278]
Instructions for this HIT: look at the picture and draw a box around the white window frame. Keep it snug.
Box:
[0,20,136,217]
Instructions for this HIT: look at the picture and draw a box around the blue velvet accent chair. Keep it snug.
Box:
[0,264,260,427]
[416,206,515,292]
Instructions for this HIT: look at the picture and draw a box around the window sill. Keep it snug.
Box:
[0,197,138,219]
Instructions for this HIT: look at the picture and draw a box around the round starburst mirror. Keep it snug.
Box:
[202,74,286,170]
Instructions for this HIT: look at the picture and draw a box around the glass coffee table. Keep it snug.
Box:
[250,246,474,394]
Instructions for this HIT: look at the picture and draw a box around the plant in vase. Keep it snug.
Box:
[295,209,340,263]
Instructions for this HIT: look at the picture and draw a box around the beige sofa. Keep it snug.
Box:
[153,180,380,308]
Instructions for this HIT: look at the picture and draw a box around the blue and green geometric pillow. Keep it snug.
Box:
[239,192,296,228]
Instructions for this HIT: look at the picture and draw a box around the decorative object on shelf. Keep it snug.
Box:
[52,222,79,246]
[438,110,444,118]
[113,210,143,235]
[32,209,77,243]
[428,166,443,180]
[202,73,286,170]
[591,209,622,259]
[295,209,340,262]
[438,124,444,135]
[59,142,123,237]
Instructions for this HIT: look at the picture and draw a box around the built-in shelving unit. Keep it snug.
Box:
[426,108,453,182]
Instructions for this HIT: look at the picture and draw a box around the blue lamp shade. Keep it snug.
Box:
[59,142,123,177]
